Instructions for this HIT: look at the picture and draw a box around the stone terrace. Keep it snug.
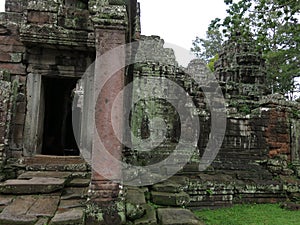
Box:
[0,171,90,225]
[0,156,90,225]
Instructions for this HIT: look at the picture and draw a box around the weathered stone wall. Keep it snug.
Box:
[20,0,94,49]
[0,0,138,223]
[0,4,26,159]
[0,0,97,157]
[0,79,11,167]
[0,0,140,157]
[129,37,214,178]
[128,34,300,211]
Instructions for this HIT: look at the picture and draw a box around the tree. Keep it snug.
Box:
[191,22,223,63]
[207,54,219,72]
[193,0,300,97]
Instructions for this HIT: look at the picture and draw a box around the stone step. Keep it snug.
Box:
[67,178,90,187]
[0,196,38,225]
[0,177,66,194]
[157,208,205,225]
[18,171,72,180]
[0,195,60,225]
[151,191,190,207]
[0,195,14,208]
[58,199,84,210]
[133,204,157,225]
[24,155,85,165]
[27,196,60,217]
[61,187,89,200]
[35,218,50,225]
[49,208,85,225]
[23,156,88,172]
[126,188,147,205]
[18,172,90,188]
[152,181,184,193]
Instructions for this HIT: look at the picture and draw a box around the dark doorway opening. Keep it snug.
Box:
[42,76,80,156]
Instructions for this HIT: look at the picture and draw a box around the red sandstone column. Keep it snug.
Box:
[91,27,126,206]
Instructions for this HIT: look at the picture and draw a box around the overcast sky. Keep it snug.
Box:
[139,0,227,49]
[0,0,4,12]
[139,0,228,65]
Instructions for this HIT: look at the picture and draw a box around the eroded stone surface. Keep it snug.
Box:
[151,191,190,207]
[67,178,90,187]
[152,181,184,193]
[157,208,205,225]
[49,208,85,225]
[0,177,65,194]
[0,214,38,225]
[35,217,50,225]
[27,196,60,217]
[126,202,145,221]
[126,188,146,205]
[0,195,14,206]
[133,204,157,225]
[0,196,38,225]
[18,171,72,179]
[1,196,36,215]
[61,187,88,200]
[58,199,84,209]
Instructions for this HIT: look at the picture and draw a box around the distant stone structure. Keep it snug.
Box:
[128,34,300,211]
[0,0,300,224]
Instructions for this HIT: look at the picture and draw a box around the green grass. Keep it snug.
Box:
[195,204,300,225]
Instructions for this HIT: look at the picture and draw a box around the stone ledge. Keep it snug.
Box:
[157,208,205,225]
[49,208,85,225]
[0,177,65,194]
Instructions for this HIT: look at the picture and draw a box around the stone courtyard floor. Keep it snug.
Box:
[0,170,206,225]
[0,171,89,225]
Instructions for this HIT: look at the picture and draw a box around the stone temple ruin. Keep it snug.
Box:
[0,0,300,224]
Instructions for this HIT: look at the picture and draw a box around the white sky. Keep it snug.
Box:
[138,0,228,65]
[138,0,228,49]
[0,0,4,12]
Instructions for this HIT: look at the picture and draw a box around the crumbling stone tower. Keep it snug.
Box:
[215,33,269,101]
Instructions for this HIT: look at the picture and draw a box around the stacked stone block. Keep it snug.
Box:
[0,79,10,166]
[0,4,26,158]
[215,33,268,101]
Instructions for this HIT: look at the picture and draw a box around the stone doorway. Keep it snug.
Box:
[42,76,80,156]
[23,48,95,157]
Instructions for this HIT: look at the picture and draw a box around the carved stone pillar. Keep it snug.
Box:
[88,0,127,223]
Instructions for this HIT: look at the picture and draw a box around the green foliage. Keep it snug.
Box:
[85,203,104,222]
[291,108,300,118]
[206,189,213,196]
[195,204,300,225]
[0,69,10,82]
[147,201,159,209]
[238,104,251,115]
[229,0,299,95]
[191,27,223,63]
[193,0,300,96]
[230,101,252,115]
[208,54,219,72]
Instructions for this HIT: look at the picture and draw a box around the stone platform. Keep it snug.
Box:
[0,170,207,225]
[0,171,90,225]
